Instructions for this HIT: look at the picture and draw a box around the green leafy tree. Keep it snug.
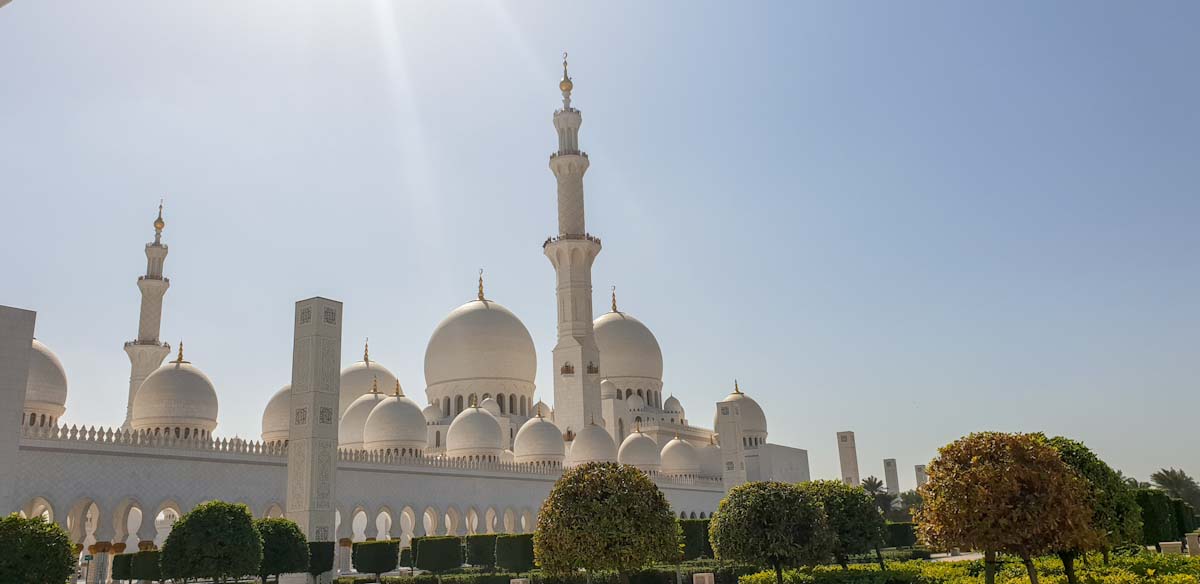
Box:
[1042,435,1142,580]
[353,540,400,582]
[1151,468,1200,509]
[535,462,678,584]
[160,501,263,583]
[495,534,535,577]
[916,432,1100,584]
[709,481,833,584]
[253,518,308,584]
[1134,489,1178,546]
[797,480,885,569]
[0,514,76,584]
[130,550,161,582]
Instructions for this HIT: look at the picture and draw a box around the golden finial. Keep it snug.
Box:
[369,376,379,394]
[477,268,485,301]
[393,380,403,397]
[173,341,188,364]
[559,51,573,94]
[674,431,680,440]
[363,338,370,363]
[635,419,642,433]
[470,394,478,408]
[611,286,618,313]
[154,200,165,232]
[733,380,742,394]
[535,404,543,418]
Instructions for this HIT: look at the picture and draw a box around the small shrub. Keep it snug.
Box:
[465,534,498,569]
[309,541,336,577]
[354,540,400,581]
[111,553,133,582]
[494,534,534,575]
[416,535,463,575]
[130,550,161,582]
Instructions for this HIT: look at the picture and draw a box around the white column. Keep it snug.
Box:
[0,305,36,515]
[286,297,342,584]
[715,399,746,491]
[883,458,900,494]
[914,464,929,487]
[837,431,860,486]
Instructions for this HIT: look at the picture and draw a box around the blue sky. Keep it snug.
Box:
[2,1,1197,489]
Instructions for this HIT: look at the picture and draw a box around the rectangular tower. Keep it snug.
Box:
[715,399,747,490]
[883,458,900,494]
[837,431,860,486]
[915,464,928,487]
[286,297,342,579]
[0,305,36,515]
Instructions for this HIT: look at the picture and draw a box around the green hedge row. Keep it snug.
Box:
[466,534,498,569]
[883,522,917,548]
[495,534,535,574]
[416,535,463,574]
[336,563,758,584]
[680,519,713,560]
[354,540,400,579]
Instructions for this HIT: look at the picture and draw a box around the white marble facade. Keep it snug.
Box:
[2,61,810,582]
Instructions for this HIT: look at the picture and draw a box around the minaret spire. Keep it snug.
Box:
[478,268,486,301]
[544,54,602,437]
[611,286,618,312]
[122,201,174,429]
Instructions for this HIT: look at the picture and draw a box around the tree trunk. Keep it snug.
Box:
[983,550,997,584]
[874,545,886,570]
[1022,554,1039,584]
[1102,548,1110,565]
[1058,551,1077,584]
[836,553,848,570]
[774,561,784,584]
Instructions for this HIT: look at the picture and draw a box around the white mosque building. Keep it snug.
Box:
[1,60,809,582]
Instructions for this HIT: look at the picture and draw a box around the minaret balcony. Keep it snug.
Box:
[138,275,169,282]
[549,151,587,159]
[543,233,602,249]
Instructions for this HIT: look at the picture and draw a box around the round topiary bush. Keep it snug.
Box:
[353,539,400,581]
[0,514,76,584]
[160,501,263,582]
[415,535,463,576]
[254,517,308,583]
[494,533,534,576]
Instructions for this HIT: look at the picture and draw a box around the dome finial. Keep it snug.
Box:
[470,394,479,408]
[611,286,618,312]
[559,51,573,108]
[153,199,166,244]
[173,341,188,364]
[393,379,403,397]
[370,376,379,394]
[478,268,486,301]
[733,379,742,394]
[363,337,370,363]
[536,403,544,418]
[635,419,642,433]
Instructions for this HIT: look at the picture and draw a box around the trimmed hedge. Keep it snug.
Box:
[680,519,713,559]
[884,522,917,548]
[131,550,161,582]
[111,553,132,581]
[465,534,498,569]
[1136,489,1179,545]
[309,542,336,576]
[335,563,758,584]
[416,535,463,574]
[495,534,534,575]
[354,540,400,579]
[401,546,413,568]
[1170,499,1197,536]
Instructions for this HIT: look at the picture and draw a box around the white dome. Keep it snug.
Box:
[600,379,619,399]
[715,386,767,435]
[533,400,553,420]
[513,414,565,465]
[593,311,663,381]
[132,356,218,433]
[627,394,645,410]
[424,299,536,388]
[566,423,616,466]
[339,357,398,419]
[422,404,442,423]
[479,397,502,416]
[261,385,290,443]
[699,437,722,477]
[363,390,427,453]
[25,339,67,417]
[339,386,389,449]
[660,436,700,476]
[663,395,683,415]
[445,405,503,460]
[617,431,661,471]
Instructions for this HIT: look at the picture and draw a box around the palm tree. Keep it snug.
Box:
[1116,470,1151,489]
[861,476,885,495]
[1151,468,1200,507]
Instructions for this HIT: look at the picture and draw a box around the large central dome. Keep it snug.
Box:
[424,299,536,387]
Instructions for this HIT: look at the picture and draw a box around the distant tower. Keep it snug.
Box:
[543,53,602,437]
[837,431,860,486]
[883,458,900,494]
[715,381,748,491]
[122,203,172,429]
[915,464,928,487]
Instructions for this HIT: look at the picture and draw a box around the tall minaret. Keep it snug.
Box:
[543,53,602,437]
[121,203,173,428]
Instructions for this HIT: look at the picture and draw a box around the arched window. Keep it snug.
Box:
[443,397,451,417]
[183,428,190,439]
[618,418,625,439]
[28,413,35,426]
[521,396,528,416]
[509,394,516,415]
[498,397,506,415]
[482,393,491,401]
[690,512,697,519]
[625,389,632,399]
[637,389,644,399]
[455,395,464,414]
[435,431,441,448]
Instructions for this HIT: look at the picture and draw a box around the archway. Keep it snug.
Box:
[375,508,393,540]
[502,508,516,533]
[443,506,461,536]
[465,507,480,535]
[399,507,417,546]
[484,507,498,534]
[152,501,181,547]
[422,507,439,537]
[351,508,369,542]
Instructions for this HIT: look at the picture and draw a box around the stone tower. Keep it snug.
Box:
[122,203,172,429]
[543,54,602,437]
[0,306,36,515]
[883,458,899,494]
[837,431,860,486]
[286,297,342,583]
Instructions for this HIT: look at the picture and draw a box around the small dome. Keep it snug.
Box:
[132,353,218,433]
[446,405,503,460]
[25,339,67,416]
[424,299,536,388]
[593,310,663,381]
[513,414,565,465]
[600,379,619,399]
[422,404,441,423]
[533,400,553,420]
[339,355,398,418]
[340,385,389,449]
[660,436,700,476]
[363,389,427,453]
[714,384,767,436]
[663,395,683,415]
[480,397,502,416]
[699,437,722,477]
[627,394,645,410]
[261,385,290,443]
[617,430,661,472]
[566,423,616,466]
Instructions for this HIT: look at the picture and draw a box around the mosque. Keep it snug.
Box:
[2,59,809,582]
